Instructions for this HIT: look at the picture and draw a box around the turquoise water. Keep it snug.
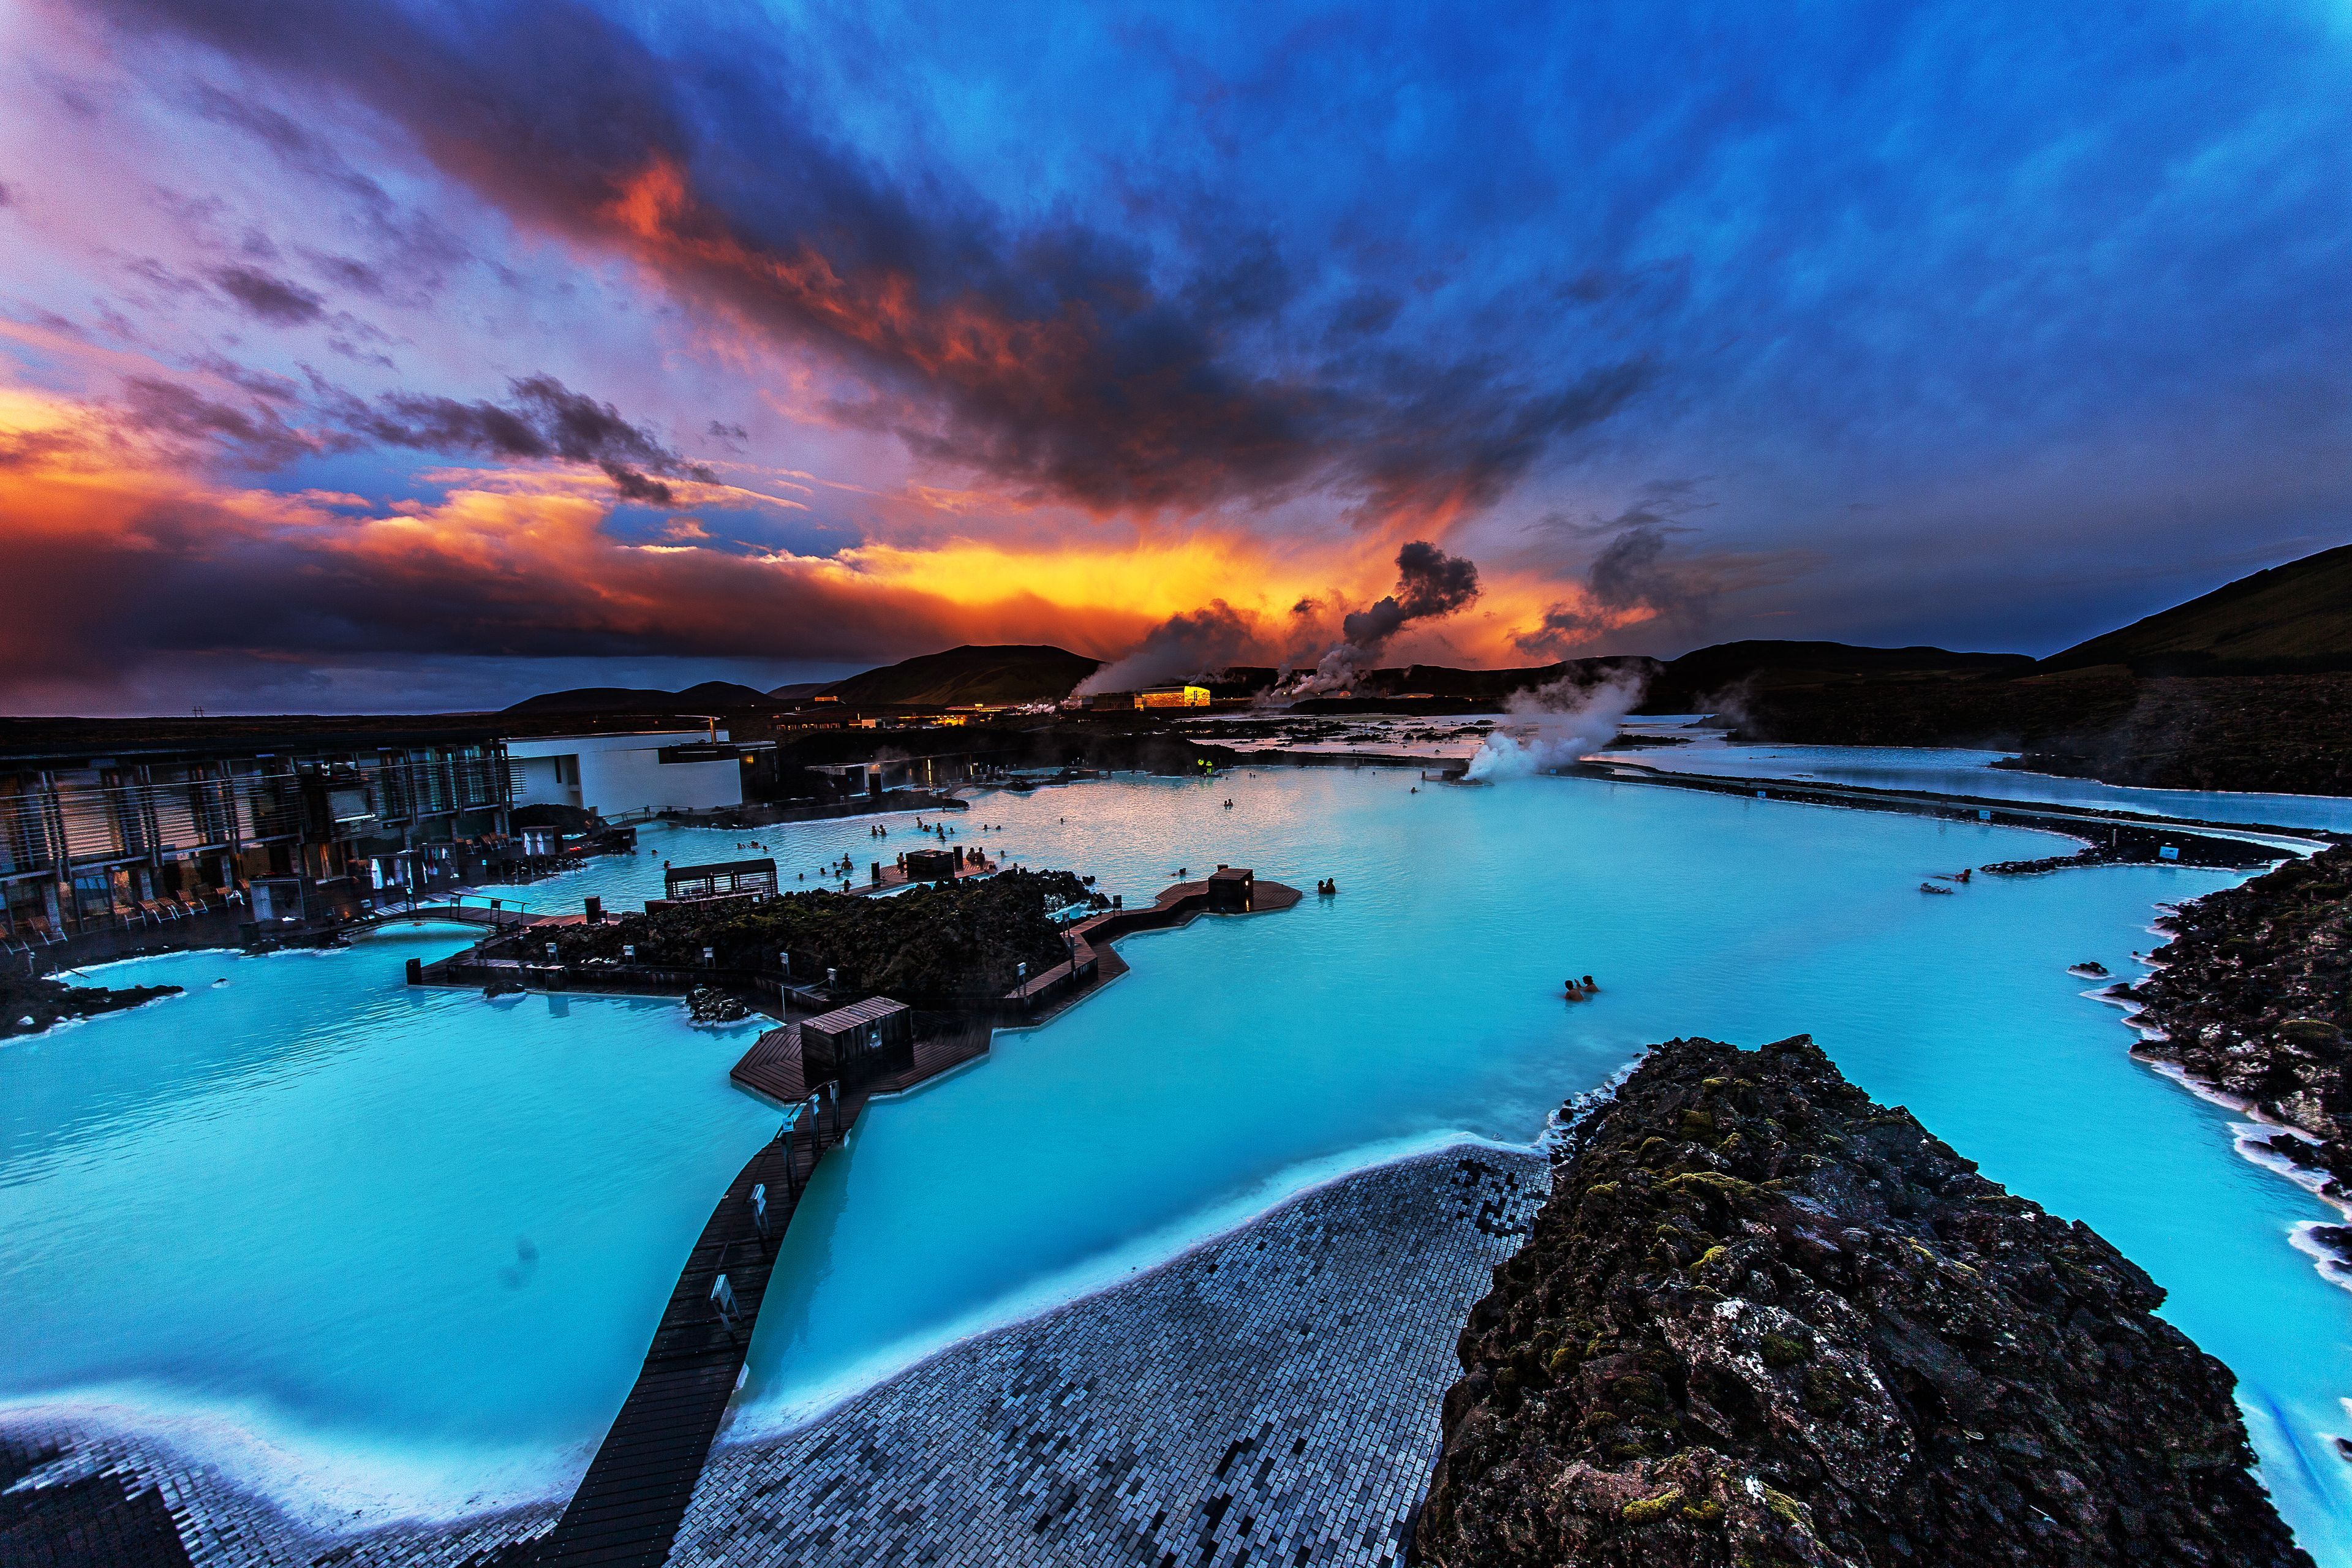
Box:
[734,771,2352,1561]
[0,925,775,1523]
[1604,725,2352,833]
[3,771,2347,1558]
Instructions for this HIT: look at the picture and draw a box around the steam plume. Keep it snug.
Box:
[1463,670,1648,780]
[1287,540,1481,696]
[1072,600,1259,696]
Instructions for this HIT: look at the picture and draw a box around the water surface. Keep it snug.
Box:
[4,770,2346,1560]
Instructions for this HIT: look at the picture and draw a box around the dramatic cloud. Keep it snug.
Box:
[210,263,325,323]
[7,0,2352,709]
[80,0,1644,522]
[349,376,715,504]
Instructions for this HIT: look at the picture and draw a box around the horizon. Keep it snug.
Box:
[6,1,2351,715]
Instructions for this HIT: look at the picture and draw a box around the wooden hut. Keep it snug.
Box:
[1207,865,1256,911]
[799,996,913,1088]
[649,858,777,912]
[902,847,957,883]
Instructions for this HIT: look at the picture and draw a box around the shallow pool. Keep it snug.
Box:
[4,769,2347,1560]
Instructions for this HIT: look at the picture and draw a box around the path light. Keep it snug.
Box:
[546,942,557,961]
[703,946,715,966]
[623,944,635,960]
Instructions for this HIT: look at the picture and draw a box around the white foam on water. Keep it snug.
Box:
[0,1387,578,1528]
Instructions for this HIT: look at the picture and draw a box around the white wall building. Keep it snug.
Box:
[505,731,747,817]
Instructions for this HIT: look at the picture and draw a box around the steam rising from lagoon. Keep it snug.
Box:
[1463,671,1648,780]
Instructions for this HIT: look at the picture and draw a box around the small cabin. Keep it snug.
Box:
[799,996,914,1088]
[1207,865,1256,911]
[663,858,777,901]
[902,847,957,883]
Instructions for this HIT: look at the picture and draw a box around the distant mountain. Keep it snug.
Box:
[1367,657,1660,701]
[766,680,834,702]
[502,680,776,716]
[816,644,1101,707]
[2039,543,2352,676]
[1644,640,2032,709]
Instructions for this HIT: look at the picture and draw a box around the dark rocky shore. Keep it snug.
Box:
[2114,845,2352,1245]
[1414,1034,2309,1568]
[1,972,183,1038]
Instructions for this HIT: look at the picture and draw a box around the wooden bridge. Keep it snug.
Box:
[538,1049,846,1568]
[366,897,554,929]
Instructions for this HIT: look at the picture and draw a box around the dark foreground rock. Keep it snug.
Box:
[1,972,182,1038]
[2116,845,2351,1208]
[1414,1034,2310,1568]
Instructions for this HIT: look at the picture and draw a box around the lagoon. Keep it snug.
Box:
[3,768,2346,1559]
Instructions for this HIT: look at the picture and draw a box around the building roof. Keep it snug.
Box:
[804,995,909,1032]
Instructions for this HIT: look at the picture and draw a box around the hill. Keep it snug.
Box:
[1646,640,2029,709]
[1703,548,2352,793]
[1345,644,2021,712]
[502,680,775,716]
[2040,543,2352,676]
[810,644,1101,707]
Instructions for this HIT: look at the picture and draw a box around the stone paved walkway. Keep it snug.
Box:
[674,1147,1547,1568]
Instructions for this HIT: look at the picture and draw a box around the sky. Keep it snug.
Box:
[2,0,2350,714]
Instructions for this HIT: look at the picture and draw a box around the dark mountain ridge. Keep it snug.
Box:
[2040,543,2352,676]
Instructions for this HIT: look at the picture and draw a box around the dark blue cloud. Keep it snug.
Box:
[58,0,2352,656]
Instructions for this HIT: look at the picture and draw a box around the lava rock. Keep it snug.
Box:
[1412,1034,2311,1568]
[686,986,750,1023]
[2126,846,2352,1203]
[0,974,181,1036]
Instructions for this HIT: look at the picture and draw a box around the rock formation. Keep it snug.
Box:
[1414,1034,2310,1567]
[2115,845,2351,1216]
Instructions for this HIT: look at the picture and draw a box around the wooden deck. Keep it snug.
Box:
[728,1023,809,1106]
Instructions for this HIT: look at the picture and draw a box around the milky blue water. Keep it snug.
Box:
[0,925,775,1523]
[1604,723,2352,834]
[4,770,2347,1560]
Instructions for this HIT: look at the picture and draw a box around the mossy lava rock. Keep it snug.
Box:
[1412,1035,2310,1568]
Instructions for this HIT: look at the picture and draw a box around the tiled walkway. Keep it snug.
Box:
[674,1148,1546,1568]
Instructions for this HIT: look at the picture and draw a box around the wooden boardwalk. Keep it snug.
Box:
[538,1036,845,1568]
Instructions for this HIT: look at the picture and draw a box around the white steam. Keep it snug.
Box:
[1463,672,1646,781]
